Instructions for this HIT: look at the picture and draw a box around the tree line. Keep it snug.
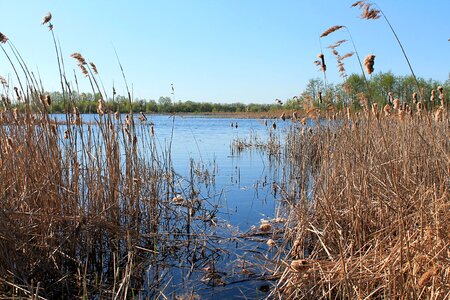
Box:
[8,72,448,114]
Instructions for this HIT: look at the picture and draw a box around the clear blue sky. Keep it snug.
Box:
[1,0,449,103]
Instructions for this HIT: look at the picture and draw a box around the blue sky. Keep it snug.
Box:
[1,0,449,103]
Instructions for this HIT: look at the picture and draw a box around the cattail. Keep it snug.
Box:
[318,91,323,103]
[45,95,51,106]
[435,107,443,122]
[125,114,132,126]
[89,62,98,74]
[42,12,52,25]
[97,99,106,116]
[39,94,46,105]
[418,266,438,288]
[272,122,276,130]
[430,90,435,102]
[280,112,286,121]
[388,92,394,104]
[398,108,404,121]
[416,101,423,113]
[437,86,445,106]
[266,239,276,247]
[150,125,155,136]
[73,107,81,125]
[412,92,418,104]
[320,25,344,38]
[363,54,375,75]
[371,103,379,119]
[6,136,13,149]
[50,124,57,136]
[139,111,148,123]
[383,104,391,116]
[124,126,131,138]
[406,105,413,117]
[393,98,400,110]
[259,223,272,232]
[64,130,69,139]
[318,53,326,72]
[13,108,18,120]
[13,87,21,102]
[0,32,8,44]
[114,111,120,120]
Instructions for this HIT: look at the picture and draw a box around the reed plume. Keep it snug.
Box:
[352,1,380,19]
[70,52,87,65]
[89,62,98,74]
[340,52,354,60]
[320,25,344,38]
[327,39,347,49]
[383,104,391,116]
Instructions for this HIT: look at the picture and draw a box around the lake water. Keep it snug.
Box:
[53,113,296,298]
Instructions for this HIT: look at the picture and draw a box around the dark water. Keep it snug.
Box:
[53,114,294,299]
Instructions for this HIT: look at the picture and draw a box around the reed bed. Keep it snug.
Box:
[0,30,222,299]
[272,108,449,299]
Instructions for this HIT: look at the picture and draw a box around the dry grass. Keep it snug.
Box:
[0,26,220,299]
[272,108,449,299]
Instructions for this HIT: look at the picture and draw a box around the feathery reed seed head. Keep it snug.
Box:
[320,25,344,38]
[89,62,98,74]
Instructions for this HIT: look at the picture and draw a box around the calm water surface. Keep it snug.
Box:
[53,113,294,298]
